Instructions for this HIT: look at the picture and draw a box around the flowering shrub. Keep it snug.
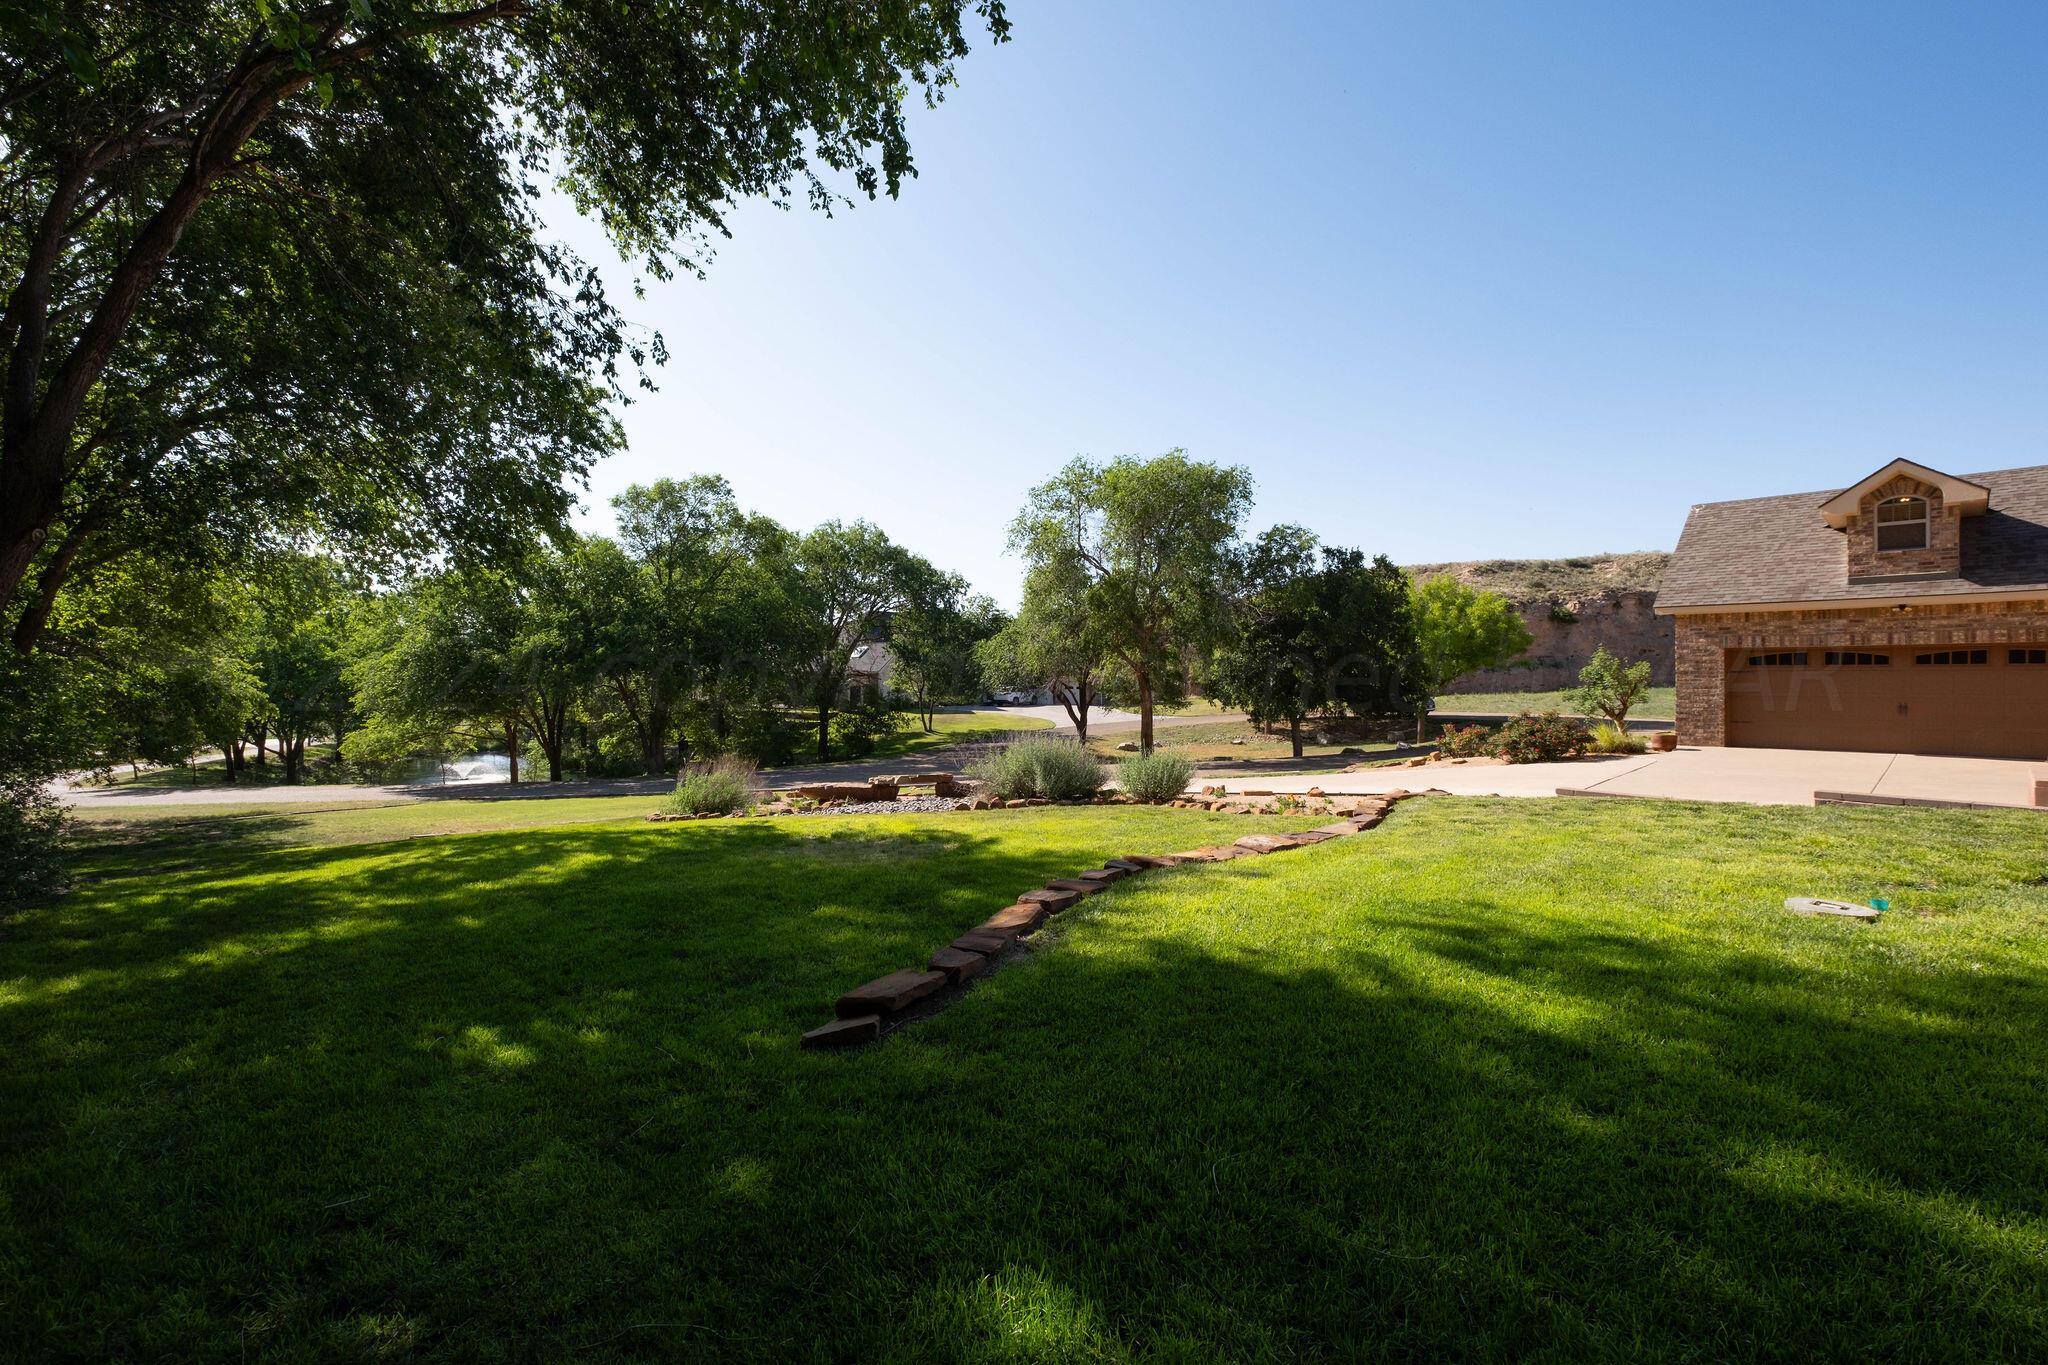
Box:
[1435,724,1496,758]
[1491,711,1590,764]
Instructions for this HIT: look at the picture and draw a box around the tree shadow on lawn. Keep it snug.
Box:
[5,811,2047,1358]
[864,900,2048,1359]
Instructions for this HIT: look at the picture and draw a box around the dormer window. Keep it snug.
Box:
[1875,496,1929,552]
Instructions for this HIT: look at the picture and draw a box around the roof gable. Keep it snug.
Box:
[1655,463,2048,612]
[1816,458,1990,528]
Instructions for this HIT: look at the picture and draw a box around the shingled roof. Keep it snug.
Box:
[1655,463,2048,610]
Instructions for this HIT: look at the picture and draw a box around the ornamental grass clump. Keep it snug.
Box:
[1117,751,1194,804]
[968,736,1105,801]
[666,755,758,816]
[1587,722,1647,755]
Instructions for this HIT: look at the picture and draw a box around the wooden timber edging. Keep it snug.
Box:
[799,789,1441,1051]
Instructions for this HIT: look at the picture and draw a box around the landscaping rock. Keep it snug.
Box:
[1312,822,1360,837]
[928,946,988,984]
[981,904,1047,936]
[1017,887,1081,911]
[1044,878,1101,896]
[1234,833,1301,854]
[794,781,899,803]
[1077,867,1127,883]
[835,969,946,1018]
[1103,858,1145,874]
[801,1015,881,1049]
[1120,854,1180,868]
[952,929,1012,954]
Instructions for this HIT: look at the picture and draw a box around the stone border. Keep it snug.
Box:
[799,789,1439,1051]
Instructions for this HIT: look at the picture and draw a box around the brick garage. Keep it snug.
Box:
[1657,460,2048,761]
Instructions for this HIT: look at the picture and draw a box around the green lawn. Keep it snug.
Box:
[863,707,1054,759]
[1435,685,1677,720]
[1088,718,1395,765]
[6,798,2047,1357]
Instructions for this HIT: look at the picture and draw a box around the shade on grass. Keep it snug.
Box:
[4,798,2046,1357]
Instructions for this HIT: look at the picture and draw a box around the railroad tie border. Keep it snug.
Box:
[800,789,1438,1050]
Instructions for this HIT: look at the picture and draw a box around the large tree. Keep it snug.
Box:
[1209,530,1426,757]
[1409,574,1533,737]
[0,1,1010,644]
[601,476,782,775]
[890,570,1002,733]
[787,521,926,761]
[977,560,1115,742]
[1010,452,1252,754]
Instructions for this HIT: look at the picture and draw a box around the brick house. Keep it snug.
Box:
[1654,459,2048,760]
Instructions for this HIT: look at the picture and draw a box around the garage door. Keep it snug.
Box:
[1725,646,2048,759]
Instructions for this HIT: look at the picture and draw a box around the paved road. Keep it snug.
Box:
[58,710,1248,810]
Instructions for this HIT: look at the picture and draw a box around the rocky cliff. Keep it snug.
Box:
[1407,553,1673,692]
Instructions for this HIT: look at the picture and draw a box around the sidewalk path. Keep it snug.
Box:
[1191,746,2040,809]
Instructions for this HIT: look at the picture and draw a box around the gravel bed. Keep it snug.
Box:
[784,796,964,817]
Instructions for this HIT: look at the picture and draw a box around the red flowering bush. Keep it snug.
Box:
[1491,711,1590,764]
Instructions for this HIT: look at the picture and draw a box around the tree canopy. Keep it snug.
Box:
[1409,575,1534,699]
[1208,530,1426,756]
[0,0,1011,645]
[1010,452,1252,753]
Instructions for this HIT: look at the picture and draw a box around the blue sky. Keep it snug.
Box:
[551,0,2048,607]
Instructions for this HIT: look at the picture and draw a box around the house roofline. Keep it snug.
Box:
[1656,587,2048,616]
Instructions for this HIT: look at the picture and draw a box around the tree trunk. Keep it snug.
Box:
[1137,669,1155,756]
[644,700,670,776]
[252,725,268,766]
[1290,715,1303,759]
[816,702,832,761]
[281,734,302,783]
[505,718,520,784]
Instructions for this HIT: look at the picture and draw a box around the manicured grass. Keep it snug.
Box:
[6,799,2048,1357]
[1088,718,1395,764]
[1435,685,1677,719]
[65,794,671,867]
[863,707,1053,759]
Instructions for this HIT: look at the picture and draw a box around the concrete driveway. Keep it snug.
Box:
[1195,746,2043,809]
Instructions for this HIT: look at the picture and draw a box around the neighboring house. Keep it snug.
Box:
[1655,459,2048,759]
[844,640,896,706]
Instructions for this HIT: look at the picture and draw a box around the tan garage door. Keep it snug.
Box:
[1725,646,2048,759]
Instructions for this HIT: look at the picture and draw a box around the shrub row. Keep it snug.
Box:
[1434,712,1594,764]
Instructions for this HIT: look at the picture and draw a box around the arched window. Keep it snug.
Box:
[1875,495,1929,551]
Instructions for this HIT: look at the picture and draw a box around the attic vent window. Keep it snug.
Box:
[1875,496,1929,551]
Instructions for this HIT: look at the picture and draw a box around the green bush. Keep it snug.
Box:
[1587,722,1646,755]
[665,756,758,816]
[1436,723,1496,758]
[1117,751,1194,803]
[967,736,1105,801]
[829,699,900,759]
[0,775,66,907]
[1492,711,1590,764]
